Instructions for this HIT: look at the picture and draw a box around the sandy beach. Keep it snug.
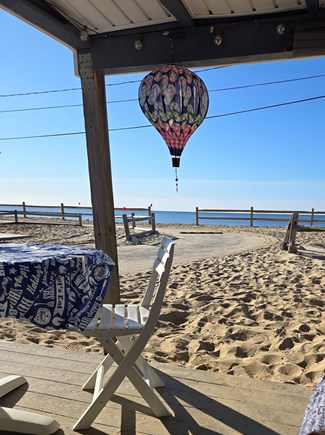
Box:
[0,219,324,388]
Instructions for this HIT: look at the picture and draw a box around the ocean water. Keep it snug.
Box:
[1,205,325,228]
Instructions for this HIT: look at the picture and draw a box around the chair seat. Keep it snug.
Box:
[83,304,150,337]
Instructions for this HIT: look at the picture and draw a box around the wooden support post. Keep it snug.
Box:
[22,202,26,218]
[14,210,18,224]
[195,207,199,226]
[78,52,120,304]
[61,203,65,220]
[250,206,254,227]
[311,208,314,226]
[122,214,131,241]
[78,214,83,227]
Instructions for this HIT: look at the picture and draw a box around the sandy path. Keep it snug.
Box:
[117,226,270,274]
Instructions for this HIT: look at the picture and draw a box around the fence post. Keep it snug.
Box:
[61,203,65,220]
[250,206,254,227]
[311,208,314,226]
[288,211,299,253]
[131,212,136,229]
[22,201,26,218]
[151,212,156,232]
[78,213,83,226]
[14,210,18,224]
[148,204,152,216]
[195,207,199,226]
[122,214,131,241]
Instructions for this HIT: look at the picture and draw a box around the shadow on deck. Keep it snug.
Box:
[0,340,312,435]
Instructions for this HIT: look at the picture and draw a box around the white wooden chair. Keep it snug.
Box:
[73,236,175,431]
[0,375,60,434]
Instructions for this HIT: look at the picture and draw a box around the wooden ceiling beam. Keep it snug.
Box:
[0,0,90,49]
[305,0,320,15]
[158,0,193,27]
[89,20,296,74]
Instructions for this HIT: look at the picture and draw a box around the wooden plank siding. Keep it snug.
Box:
[0,341,312,434]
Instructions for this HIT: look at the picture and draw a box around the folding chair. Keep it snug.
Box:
[73,236,175,430]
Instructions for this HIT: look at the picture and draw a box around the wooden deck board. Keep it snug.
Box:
[0,340,312,434]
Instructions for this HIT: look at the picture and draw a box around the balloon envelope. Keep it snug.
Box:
[138,65,209,166]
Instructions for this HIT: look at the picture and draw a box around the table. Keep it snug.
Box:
[0,243,115,332]
[299,373,325,435]
[0,243,115,433]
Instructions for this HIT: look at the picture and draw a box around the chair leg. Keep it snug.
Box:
[73,337,171,431]
[82,352,114,390]
[118,336,165,387]
[84,337,165,392]
[102,338,171,417]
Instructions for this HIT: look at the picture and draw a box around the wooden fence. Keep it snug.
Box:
[0,202,152,227]
[122,212,156,242]
[281,211,325,253]
[195,207,325,227]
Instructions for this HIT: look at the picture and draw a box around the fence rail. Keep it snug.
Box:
[0,202,152,227]
[2,203,325,228]
[195,207,325,227]
[282,211,325,253]
[122,213,156,241]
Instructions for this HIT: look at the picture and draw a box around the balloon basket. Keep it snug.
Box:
[172,157,180,168]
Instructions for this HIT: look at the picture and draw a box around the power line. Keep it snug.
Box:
[1,74,325,115]
[0,104,82,114]
[0,94,324,142]
[208,74,325,93]
[0,88,80,98]
[0,66,225,99]
[206,95,325,119]
[0,68,324,99]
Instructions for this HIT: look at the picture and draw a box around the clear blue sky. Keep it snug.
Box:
[1,8,325,212]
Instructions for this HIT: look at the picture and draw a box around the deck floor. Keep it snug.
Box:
[0,340,312,435]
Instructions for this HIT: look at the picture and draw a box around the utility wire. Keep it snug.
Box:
[1,74,325,115]
[0,94,324,142]
[0,104,82,114]
[0,66,224,98]
[0,70,324,99]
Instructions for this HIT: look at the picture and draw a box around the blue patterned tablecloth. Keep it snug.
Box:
[299,374,325,435]
[0,243,115,331]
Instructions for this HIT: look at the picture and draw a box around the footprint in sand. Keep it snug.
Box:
[159,310,189,325]
[278,337,295,350]
[301,370,324,385]
[273,362,303,379]
[299,353,324,368]
[261,354,283,365]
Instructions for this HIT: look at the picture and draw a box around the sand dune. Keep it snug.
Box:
[0,220,324,387]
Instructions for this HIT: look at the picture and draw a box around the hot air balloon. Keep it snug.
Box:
[138,65,209,191]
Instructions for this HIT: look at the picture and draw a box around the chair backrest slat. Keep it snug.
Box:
[141,236,174,309]
[137,239,174,348]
